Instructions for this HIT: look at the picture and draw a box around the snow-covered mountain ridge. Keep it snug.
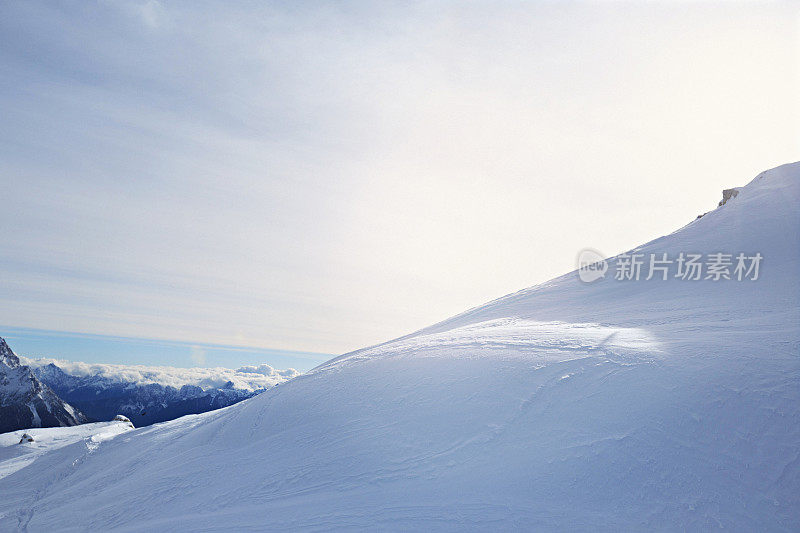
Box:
[0,162,798,531]
[18,359,300,427]
[0,338,85,434]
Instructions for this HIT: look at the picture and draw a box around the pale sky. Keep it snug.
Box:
[0,1,798,366]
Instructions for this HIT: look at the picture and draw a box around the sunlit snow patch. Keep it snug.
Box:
[0,420,135,480]
[323,318,661,370]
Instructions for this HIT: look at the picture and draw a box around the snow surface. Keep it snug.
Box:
[0,421,134,483]
[0,162,798,531]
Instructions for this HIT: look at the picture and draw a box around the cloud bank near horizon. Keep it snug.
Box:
[21,356,300,392]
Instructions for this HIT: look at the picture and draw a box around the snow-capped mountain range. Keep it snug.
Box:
[0,338,85,434]
[0,343,301,432]
[0,162,798,530]
[30,363,257,427]
[21,358,300,428]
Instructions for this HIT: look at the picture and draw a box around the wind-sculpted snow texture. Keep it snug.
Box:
[0,420,134,482]
[0,163,798,531]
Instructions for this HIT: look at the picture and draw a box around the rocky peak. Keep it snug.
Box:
[718,188,740,206]
[0,337,86,432]
[696,186,744,219]
[0,337,21,367]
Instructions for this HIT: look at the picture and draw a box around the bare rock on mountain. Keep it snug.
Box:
[0,337,86,433]
[718,187,740,206]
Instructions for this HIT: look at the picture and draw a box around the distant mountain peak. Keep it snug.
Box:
[0,337,20,367]
[0,337,86,433]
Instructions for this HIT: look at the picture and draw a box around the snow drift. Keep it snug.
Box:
[0,420,135,482]
[0,162,798,531]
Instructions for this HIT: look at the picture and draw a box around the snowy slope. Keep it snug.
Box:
[0,420,134,482]
[0,163,798,531]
